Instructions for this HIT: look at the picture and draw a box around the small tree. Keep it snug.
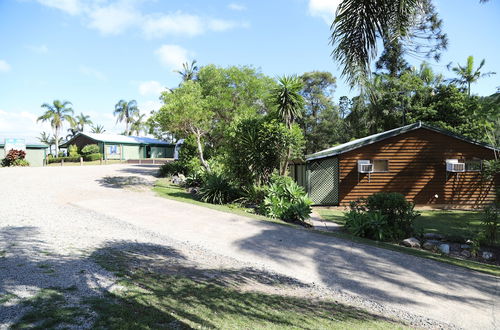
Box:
[154,81,212,171]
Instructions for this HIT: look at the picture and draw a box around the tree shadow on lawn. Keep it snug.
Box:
[233,221,498,313]
[0,226,400,329]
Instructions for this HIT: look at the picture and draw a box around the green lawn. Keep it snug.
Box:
[86,249,406,329]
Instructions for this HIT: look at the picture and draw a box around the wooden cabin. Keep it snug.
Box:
[303,122,498,208]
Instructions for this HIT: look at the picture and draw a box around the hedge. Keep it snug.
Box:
[47,156,81,164]
[84,153,102,161]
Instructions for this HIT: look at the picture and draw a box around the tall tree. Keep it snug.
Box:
[37,100,74,155]
[38,132,52,154]
[330,0,447,86]
[130,113,148,136]
[271,75,305,174]
[448,56,496,96]
[114,100,139,136]
[75,112,93,131]
[175,60,199,82]
[90,124,106,133]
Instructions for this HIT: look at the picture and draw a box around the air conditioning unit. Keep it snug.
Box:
[358,160,373,173]
[446,159,465,173]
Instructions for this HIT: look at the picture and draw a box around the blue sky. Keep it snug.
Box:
[0,0,499,138]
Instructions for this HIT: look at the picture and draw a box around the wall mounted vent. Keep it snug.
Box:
[446,159,465,173]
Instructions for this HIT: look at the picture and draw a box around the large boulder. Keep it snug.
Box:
[438,243,450,254]
[402,237,421,248]
[423,240,440,252]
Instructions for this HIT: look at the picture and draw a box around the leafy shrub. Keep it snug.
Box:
[58,151,65,157]
[260,175,312,223]
[158,161,188,177]
[198,172,237,204]
[81,144,100,155]
[47,156,81,164]
[482,159,500,181]
[68,144,79,157]
[237,184,267,207]
[481,204,499,244]
[184,169,205,187]
[1,149,29,167]
[345,192,419,241]
[84,153,102,161]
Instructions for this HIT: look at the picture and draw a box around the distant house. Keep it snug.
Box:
[0,138,48,166]
[61,132,175,160]
[293,122,498,208]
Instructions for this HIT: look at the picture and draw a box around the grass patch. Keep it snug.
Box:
[0,293,18,304]
[13,288,84,329]
[89,249,406,329]
[153,179,286,225]
[315,209,500,277]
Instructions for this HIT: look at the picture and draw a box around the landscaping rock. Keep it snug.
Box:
[460,250,471,258]
[460,244,471,250]
[401,237,420,248]
[438,244,450,254]
[423,233,444,240]
[422,240,440,251]
[482,251,494,261]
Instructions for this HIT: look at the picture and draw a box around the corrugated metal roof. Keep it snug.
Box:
[63,132,172,146]
[306,122,498,161]
[0,137,48,148]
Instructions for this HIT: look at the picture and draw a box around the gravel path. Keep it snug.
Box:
[0,164,498,329]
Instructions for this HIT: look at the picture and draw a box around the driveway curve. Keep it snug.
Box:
[0,164,498,329]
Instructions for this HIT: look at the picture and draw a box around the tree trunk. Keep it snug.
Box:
[54,127,60,156]
[194,129,210,172]
[280,147,292,176]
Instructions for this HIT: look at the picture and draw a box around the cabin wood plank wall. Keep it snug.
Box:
[338,129,497,208]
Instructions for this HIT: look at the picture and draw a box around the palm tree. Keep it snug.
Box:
[114,100,139,135]
[38,132,52,154]
[90,124,106,133]
[174,60,198,82]
[271,75,305,128]
[448,56,496,96]
[50,136,64,156]
[271,75,305,175]
[37,100,74,155]
[75,112,93,131]
[330,0,448,86]
[130,113,148,136]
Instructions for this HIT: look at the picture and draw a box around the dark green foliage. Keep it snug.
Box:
[237,184,267,207]
[481,204,499,244]
[158,161,188,177]
[482,159,500,181]
[345,193,420,241]
[81,144,100,155]
[84,153,102,161]
[199,172,237,204]
[47,156,81,164]
[1,149,29,167]
[260,175,312,223]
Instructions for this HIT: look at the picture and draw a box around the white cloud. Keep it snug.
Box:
[0,109,51,137]
[308,0,341,24]
[27,44,49,54]
[0,60,11,72]
[87,2,140,35]
[79,65,106,80]
[138,81,165,96]
[208,19,248,31]
[155,45,191,70]
[138,100,162,114]
[36,0,83,15]
[228,3,246,11]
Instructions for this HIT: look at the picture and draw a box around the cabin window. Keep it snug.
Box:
[465,159,482,172]
[372,159,389,172]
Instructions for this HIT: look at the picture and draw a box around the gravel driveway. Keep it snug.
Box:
[0,164,498,329]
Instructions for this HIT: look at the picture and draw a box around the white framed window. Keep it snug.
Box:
[372,159,389,172]
[465,159,482,172]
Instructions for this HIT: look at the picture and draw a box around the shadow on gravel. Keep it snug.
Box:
[0,228,401,329]
[116,164,160,177]
[96,176,152,189]
[233,222,497,311]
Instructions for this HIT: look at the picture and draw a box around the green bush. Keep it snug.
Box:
[237,184,267,207]
[47,156,81,164]
[81,144,100,155]
[1,149,29,167]
[260,175,312,223]
[198,172,237,204]
[344,192,420,241]
[84,153,102,161]
[481,204,499,244]
[158,161,188,177]
[68,144,79,157]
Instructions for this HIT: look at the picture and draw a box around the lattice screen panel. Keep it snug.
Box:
[307,157,339,205]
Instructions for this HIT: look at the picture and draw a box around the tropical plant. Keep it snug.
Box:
[90,124,106,133]
[37,100,74,155]
[68,144,79,157]
[130,113,148,136]
[345,210,389,241]
[81,144,100,155]
[38,132,52,153]
[114,100,139,136]
[75,112,93,131]
[198,172,237,205]
[260,175,312,224]
[1,149,29,167]
[175,60,199,82]
[330,0,448,86]
[481,204,499,244]
[448,56,496,95]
